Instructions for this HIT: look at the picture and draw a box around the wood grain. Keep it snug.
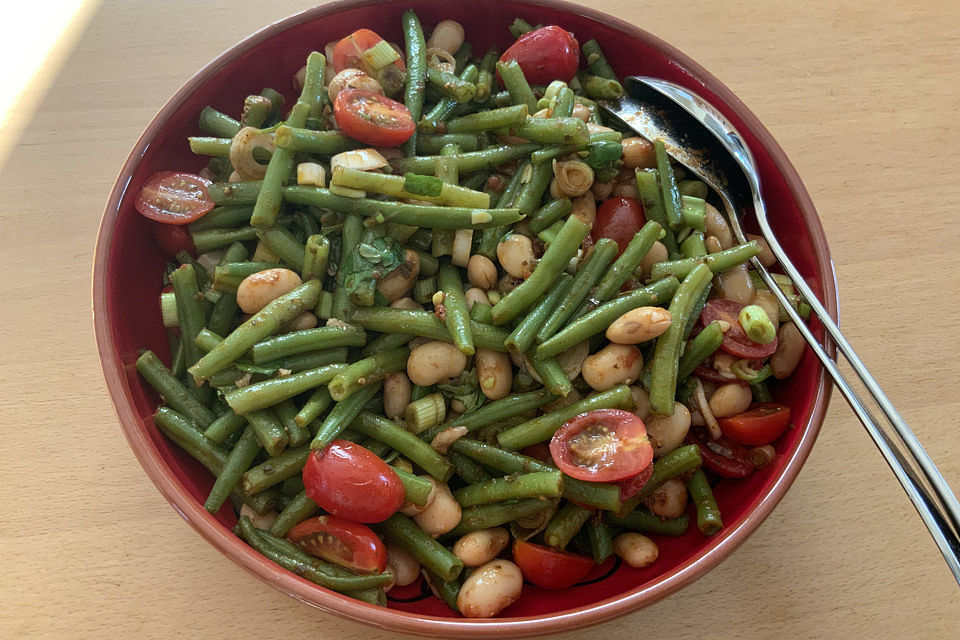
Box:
[2,0,958,637]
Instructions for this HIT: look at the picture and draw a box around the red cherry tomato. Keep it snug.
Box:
[718,403,791,446]
[333,89,415,148]
[512,540,594,590]
[499,26,580,85]
[152,221,196,256]
[685,429,755,478]
[617,463,654,501]
[135,171,214,224]
[332,28,406,74]
[302,439,405,523]
[701,299,778,359]
[287,515,387,574]
[592,197,645,255]
[549,409,653,483]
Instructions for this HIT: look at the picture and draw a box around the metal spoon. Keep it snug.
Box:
[603,76,960,584]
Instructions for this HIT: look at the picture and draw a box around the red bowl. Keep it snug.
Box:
[93,0,838,635]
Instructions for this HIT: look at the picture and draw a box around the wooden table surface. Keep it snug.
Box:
[3,0,959,637]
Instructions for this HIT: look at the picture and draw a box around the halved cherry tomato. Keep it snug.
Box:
[135,171,214,224]
[152,221,196,256]
[549,409,653,483]
[718,402,791,446]
[302,439,404,523]
[333,89,415,148]
[685,429,755,478]
[617,463,653,501]
[499,26,580,85]
[332,28,406,74]
[512,540,594,590]
[700,299,778,359]
[592,197,645,255]
[287,515,387,574]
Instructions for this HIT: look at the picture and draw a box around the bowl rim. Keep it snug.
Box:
[92,0,839,635]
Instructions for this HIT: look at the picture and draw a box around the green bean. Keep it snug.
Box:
[420,64,480,132]
[618,444,703,515]
[250,325,366,364]
[246,409,288,457]
[420,389,557,441]
[474,47,499,102]
[582,221,662,314]
[189,280,321,381]
[393,467,434,506]
[391,143,540,175]
[170,264,206,371]
[496,59,538,111]
[444,104,528,134]
[583,75,624,100]
[205,425,260,513]
[203,408,246,443]
[649,264,713,415]
[497,385,634,450]
[427,67,476,103]
[505,273,572,355]
[208,181,263,206]
[257,226,305,271]
[529,198,572,234]
[417,133,481,154]
[437,262,474,355]
[491,215,589,325]
[272,398,311,447]
[325,347,406,400]
[153,408,277,513]
[282,186,522,229]
[453,471,563,507]
[352,412,454,481]
[401,9,427,155]
[242,443,309,494]
[199,106,241,138]
[448,439,622,512]
[635,169,680,257]
[544,502,592,550]
[536,276,679,359]
[251,51,326,228]
[677,321,724,381]
[273,126,363,154]
[309,383,381,450]
[537,238,617,343]
[528,353,572,397]
[268,490,319,536]
[447,499,554,537]
[135,350,215,428]
[225,364,345,415]
[687,468,723,535]
[350,307,509,352]
[587,515,614,564]
[379,513,463,582]
[447,450,492,484]
[608,508,690,537]
[582,39,616,80]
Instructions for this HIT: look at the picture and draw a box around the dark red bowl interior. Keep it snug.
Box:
[93,0,837,636]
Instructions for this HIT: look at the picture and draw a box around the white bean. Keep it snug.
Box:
[613,533,658,568]
[771,322,804,379]
[497,233,536,279]
[645,403,692,457]
[638,241,668,279]
[704,203,733,249]
[457,559,523,618]
[466,254,498,289]
[426,19,465,55]
[377,249,421,302]
[629,386,652,421]
[383,372,412,419]
[644,477,688,519]
[606,306,673,344]
[413,479,462,537]
[581,344,643,392]
[386,543,421,587]
[236,268,302,314]
[407,341,467,386]
[719,263,755,305]
[708,383,752,418]
[475,349,512,400]
[453,527,510,567]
